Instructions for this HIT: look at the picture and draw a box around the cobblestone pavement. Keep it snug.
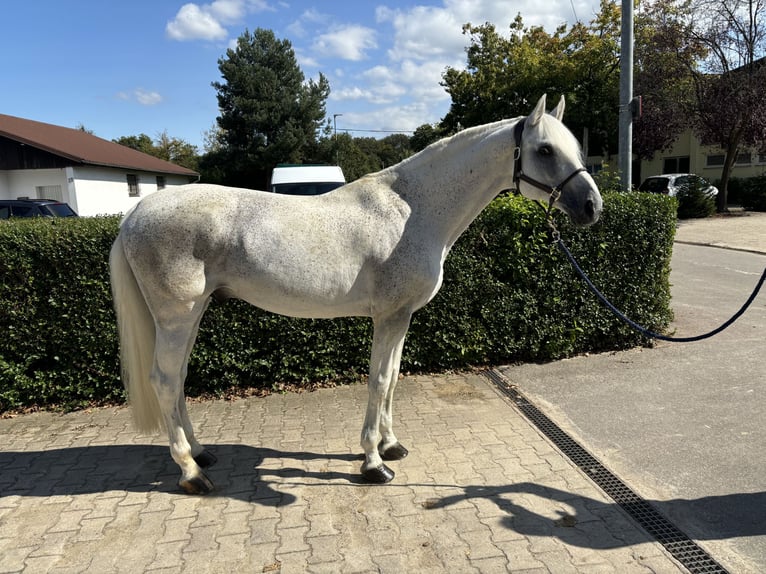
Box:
[0,372,686,573]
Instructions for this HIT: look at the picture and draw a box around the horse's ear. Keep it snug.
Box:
[550,95,565,121]
[527,94,547,127]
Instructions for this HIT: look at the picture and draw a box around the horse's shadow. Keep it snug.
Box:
[0,444,363,506]
[2,445,765,549]
[426,482,766,546]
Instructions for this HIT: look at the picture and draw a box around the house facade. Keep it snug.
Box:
[639,128,766,182]
[0,114,199,216]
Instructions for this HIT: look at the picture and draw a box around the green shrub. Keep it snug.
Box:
[738,175,766,211]
[723,177,745,206]
[0,192,676,412]
[676,179,716,219]
[0,217,122,411]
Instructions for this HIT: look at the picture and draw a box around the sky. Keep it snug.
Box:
[2,0,602,151]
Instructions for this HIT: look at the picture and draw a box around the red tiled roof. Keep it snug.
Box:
[0,113,199,177]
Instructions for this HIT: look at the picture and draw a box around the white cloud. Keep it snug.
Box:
[343,0,566,131]
[332,86,373,102]
[117,89,163,106]
[166,0,272,42]
[166,3,228,41]
[376,5,467,62]
[312,25,378,61]
[342,101,438,134]
[135,89,163,106]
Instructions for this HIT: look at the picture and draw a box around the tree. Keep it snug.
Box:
[377,134,413,167]
[441,3,621,157]
[410,123,444,152]
[114,134,155,155]
[688,0,766,211]
[114,132,199,171]
[153,131,199,171]
[211,28,330,189]
[633,0,706,160]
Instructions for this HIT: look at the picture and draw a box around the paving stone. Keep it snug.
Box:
[0,373,688,573]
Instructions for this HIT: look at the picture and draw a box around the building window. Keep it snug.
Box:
[156,176,166,190]
[662,156,690,173]
[35,185,63,202]
[708,153,757,167]
[127,174,140,197]
[707,154,725,167]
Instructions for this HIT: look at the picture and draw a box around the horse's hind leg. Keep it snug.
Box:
[360,311,411,483]
[178,307,217,469]
[153,321,214,494]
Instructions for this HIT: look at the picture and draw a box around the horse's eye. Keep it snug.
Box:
[538,145,553,157]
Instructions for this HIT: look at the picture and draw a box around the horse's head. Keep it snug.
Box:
[514,95,602,226]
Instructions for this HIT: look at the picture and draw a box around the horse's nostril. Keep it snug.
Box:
[585,199,595,218]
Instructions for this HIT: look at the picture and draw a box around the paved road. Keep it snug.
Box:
[500,241,766,573]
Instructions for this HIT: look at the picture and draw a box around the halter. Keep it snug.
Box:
[511,118,588,223]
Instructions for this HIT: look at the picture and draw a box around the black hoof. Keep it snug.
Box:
[361,464,395,484]
[379,442,409,461]
[179,472,214,495]
[194,450,218,468]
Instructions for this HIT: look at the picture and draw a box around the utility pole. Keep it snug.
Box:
[619,0,634,191]
[333,114,343,165]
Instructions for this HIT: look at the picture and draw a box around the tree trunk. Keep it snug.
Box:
[717,125,745,213]
[717,148,736,212]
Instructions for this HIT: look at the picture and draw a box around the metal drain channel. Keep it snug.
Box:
[482,368,729,574]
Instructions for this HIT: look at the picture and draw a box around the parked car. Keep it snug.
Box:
[269,164,346,196]
[0,199,78,219]
[638,174,718,197]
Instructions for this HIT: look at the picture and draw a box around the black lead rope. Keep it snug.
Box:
[553,231,766,342]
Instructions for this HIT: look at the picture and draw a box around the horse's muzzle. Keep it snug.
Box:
[563,188,602,227]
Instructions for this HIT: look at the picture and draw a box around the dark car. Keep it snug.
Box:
[0,199,78,219]
[638,174,718,197]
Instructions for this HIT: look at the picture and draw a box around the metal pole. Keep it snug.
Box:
[619,0,634,191]
[333,114,342,165]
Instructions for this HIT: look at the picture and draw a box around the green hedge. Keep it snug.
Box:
[676,180,716,219]
[727,175,766,211]
[0,192,676,412]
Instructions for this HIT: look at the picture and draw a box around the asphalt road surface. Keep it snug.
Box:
[500,242,766,573]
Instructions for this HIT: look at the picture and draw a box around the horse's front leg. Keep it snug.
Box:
[361,312,411,483]
[378,364,409,462]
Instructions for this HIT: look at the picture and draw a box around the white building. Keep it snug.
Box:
[0,114,199,216]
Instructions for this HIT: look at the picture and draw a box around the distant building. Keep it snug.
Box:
[638,128,766,181]
[0,114,199,216]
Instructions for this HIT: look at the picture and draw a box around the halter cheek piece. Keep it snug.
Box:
[511,117,588,212]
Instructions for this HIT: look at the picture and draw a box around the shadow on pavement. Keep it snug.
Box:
[0,444,362,505]
[428,482,766,545]
[2,444,764,548]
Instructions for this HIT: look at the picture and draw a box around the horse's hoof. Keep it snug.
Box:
[379,442,409,461]
[179,472,214,495]
[194,450,218,468]
[361,464,395,484]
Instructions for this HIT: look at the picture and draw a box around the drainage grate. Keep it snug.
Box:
[482,368,729,574]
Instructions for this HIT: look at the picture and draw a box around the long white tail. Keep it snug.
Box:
[110,234,164,433]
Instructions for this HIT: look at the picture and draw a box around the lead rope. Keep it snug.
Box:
[545,213,766,342]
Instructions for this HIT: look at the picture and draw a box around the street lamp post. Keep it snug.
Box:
[619,0,634,191]
[333,114,343,165]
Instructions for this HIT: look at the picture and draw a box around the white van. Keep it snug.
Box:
[269,164,346,196]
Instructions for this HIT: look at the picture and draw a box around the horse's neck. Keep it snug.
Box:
[392,119,517,249]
